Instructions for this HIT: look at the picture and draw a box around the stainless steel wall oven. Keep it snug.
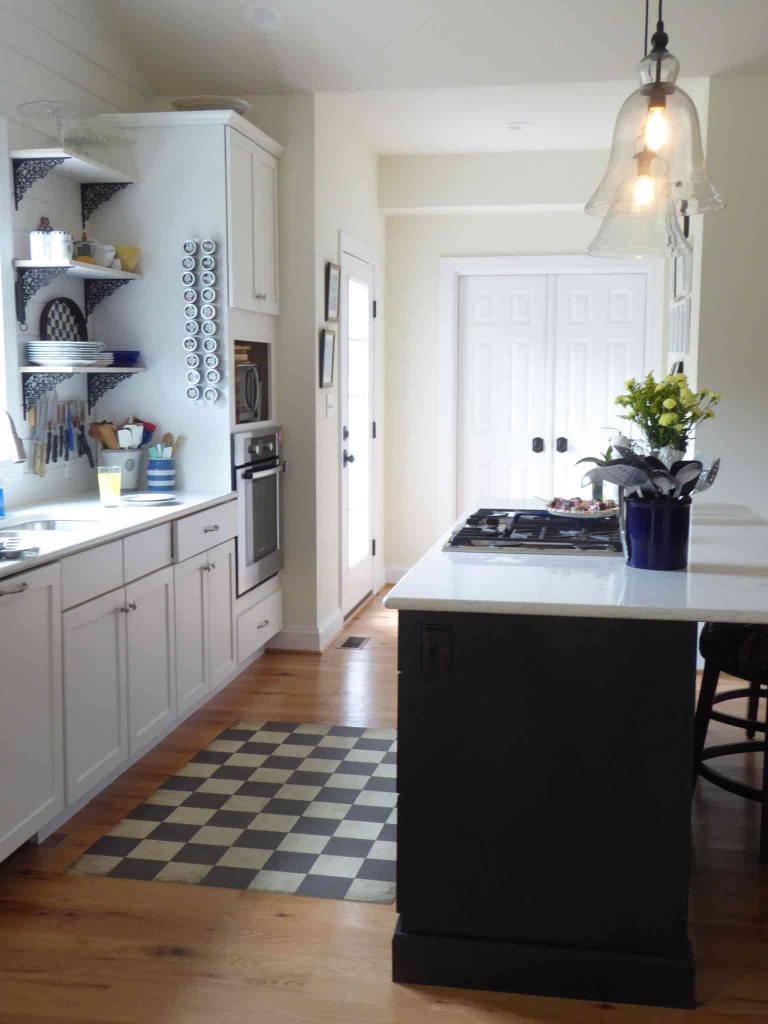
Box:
[233,427,284,596]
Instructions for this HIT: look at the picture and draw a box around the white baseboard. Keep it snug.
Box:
[375,567,388,593]
[269,608,344,653]
[386,565,411,584]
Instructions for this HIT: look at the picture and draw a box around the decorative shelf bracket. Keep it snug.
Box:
[12,156,69,208]
[81,182,130,227]
[84,277,133,319]
[87,372,134,413]
[15,266,71,328]
[21,372,74,418]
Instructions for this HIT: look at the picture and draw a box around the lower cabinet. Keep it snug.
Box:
[175,539,236,714]
[63,566,176,803]
[0,563,64,862]
[126,566,176,753]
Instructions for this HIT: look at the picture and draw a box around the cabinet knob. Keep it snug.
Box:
[120,606,130,614]
[0,582,29,597]
[128,602,137,611]
[203,525,220,533]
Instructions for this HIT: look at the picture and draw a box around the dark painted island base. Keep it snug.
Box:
[393,921,696,1009]
[394,610,699,1010]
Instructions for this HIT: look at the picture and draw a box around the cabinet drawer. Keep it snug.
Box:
[61,540,123,610]
[124,524,172,583]
[237,588,281,663]
[173,502,237,563]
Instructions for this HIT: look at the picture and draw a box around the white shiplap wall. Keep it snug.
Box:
[0,0,153,508]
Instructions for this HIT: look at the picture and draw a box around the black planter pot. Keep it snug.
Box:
[625,497,692,571]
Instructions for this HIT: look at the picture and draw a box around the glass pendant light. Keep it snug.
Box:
[586,0,725,220]
[587,206,692,258]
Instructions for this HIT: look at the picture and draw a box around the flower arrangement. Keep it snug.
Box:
[614,372,719,453]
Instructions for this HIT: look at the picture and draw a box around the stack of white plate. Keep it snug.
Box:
[27,340,104,367]
[93,352,115,367]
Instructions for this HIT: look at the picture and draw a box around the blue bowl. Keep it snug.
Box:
[111,350,141,367]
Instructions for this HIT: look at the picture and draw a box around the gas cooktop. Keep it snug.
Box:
[444,508,623,555]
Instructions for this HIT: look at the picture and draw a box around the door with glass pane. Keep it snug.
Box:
[340,253,375,616]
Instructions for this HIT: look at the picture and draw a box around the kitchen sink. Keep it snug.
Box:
[0,520,98,533]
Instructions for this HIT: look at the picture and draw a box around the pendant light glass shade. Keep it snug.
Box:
[586,44,725,218]
[587,208,692,258]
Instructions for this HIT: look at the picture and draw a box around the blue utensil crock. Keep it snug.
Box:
[625,497,691,571]
[147,457,175,492]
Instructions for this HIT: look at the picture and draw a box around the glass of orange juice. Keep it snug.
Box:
[97,466,122,507]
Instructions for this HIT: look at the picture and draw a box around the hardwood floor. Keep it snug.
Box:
[1,593,768,1023]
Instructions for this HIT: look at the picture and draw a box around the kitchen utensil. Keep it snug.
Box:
[163,446,173,458]
[647,468,676,496]
[161,432,174,450]
[148,446,159,459]
[691,458,721,495]
[592,463,650,496]
[66,403,74,454]
[117,428,134,448]
[672,461,703,498]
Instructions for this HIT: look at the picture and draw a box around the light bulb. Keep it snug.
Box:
[644,106,669,152]
[633,174,656,209]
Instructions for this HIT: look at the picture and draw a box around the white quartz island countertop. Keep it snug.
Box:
[384,501,768,624]
[0,490,235,581]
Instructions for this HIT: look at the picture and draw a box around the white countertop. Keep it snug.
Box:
[384,501,768,623]
[0,490,236,580]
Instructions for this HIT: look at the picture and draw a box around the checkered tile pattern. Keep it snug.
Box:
[68,722,397,904]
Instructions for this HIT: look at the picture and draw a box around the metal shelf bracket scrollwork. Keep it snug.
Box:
[15,266,71,328]
[21,372,74,418]
[12,156,69,208]
[84,277,132,319]
[81,182,130,227]
[87,372,134,413]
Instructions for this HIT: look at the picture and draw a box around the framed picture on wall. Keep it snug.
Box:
[319,328,335,387]
[325,262,341,322]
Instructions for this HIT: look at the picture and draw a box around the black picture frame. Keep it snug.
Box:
[325,261,340,322]
[319,328,335,388]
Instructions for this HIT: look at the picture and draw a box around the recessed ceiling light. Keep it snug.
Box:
[241,3,283,30]
[505,122,533,131]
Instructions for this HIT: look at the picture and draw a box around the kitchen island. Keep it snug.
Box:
[384,502,768,1009]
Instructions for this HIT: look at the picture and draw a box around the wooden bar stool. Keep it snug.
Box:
[694,622,768,863]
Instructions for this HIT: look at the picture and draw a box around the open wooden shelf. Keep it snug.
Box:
[10,148,134,185]
[20,366,145,375]
[14,261,140,281]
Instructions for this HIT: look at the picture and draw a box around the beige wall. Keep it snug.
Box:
[698,70,768,509]
[314,94,386,633]
[384,210,597,571]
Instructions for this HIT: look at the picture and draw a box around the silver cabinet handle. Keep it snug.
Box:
[0,582,29,596]
[203,525,219,533]
[257,619,270,628]
[203,563,216,572]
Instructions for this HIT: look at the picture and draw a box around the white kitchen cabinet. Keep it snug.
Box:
[63,587,128,804]
[227,127,279,316]
[174,551,209,715]
[126,566,176,753]
[208,540,237,687]
[174,540,236,711]
[237,587,283,663]
[0,564,64,862]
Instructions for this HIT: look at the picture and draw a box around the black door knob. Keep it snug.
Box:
[342,425,349,441]
[343,449,355,466]
[531,437,544,454]
[556,436,568,453]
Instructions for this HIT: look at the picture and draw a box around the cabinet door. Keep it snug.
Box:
[126,567,176,754]
[0,564,64,861]
[174,552,209,714]
[226,128,279,316]
[63,588,128,804]
[207,540,236,688]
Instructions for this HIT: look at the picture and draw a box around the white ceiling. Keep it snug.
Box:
[323,79,709,153]
[106,0,768,96]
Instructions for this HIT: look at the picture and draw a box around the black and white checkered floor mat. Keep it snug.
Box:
[68,721,397,904]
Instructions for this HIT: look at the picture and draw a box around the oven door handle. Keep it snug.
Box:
[240,462,284,482]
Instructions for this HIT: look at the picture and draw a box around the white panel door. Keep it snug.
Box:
[126,567,177,754]
[207,540,237,688]
[0,564,63,861]
[458,275,550,509]
[552,274,647,497]
[174,552,210,715]
[63,589,128,803]
[340,252,375,616]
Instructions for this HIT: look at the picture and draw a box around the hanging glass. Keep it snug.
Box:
[587,207,692,258]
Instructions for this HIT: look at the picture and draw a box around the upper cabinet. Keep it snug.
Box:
[227,128,279,317]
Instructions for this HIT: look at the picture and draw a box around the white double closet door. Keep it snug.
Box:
[458,270,650,509]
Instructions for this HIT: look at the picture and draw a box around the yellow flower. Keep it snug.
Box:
[663,398,677,409]
[625,410,637,420]
[654,382,666,392]
[710,391,721,402]
[674,372,687,381]
[659,412,678,427]
[706,408,716,418]
[680,388,696,407]
[624,379,636,389]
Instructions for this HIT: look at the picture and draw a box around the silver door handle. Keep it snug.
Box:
[240,463,283,482]
[120,606,130,613]
[128,602,137,611]
[0,582,29,596]
[203,525,220,533]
